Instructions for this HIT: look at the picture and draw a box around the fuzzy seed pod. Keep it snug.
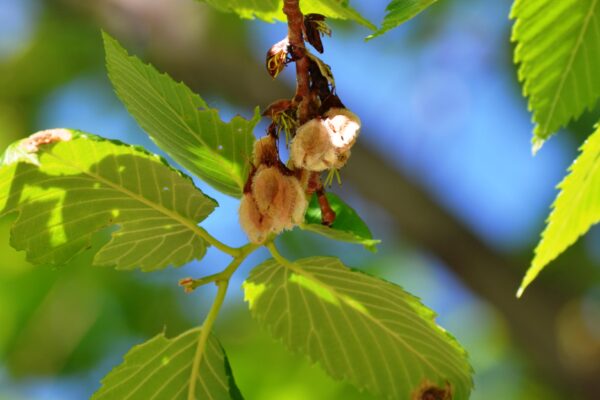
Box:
[290,119,335,171]
[252,166,308,229]
[239,193,274,244]
[290,108,360,172]
[239,166,308,243]
[323,108,361,153]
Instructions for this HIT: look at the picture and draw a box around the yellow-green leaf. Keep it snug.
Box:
[198,0,376,30]
[0,129,216,271]
[511,0,600,146]
[520,123,600,296]
[104,32,260,198]
[368,0,438,40]
[244,256,473,399]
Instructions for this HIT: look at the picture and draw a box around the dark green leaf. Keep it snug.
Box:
[302,193,380,251]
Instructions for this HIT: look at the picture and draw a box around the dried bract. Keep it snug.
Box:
[304,14,331,53]
[23,129,73,153]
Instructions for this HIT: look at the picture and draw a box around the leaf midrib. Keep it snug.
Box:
[535,137,600,266]
[44,146,207,248]
[277,258,446,377]
[542,0,599,135]
[111,53,246,191]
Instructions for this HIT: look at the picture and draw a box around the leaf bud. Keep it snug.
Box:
[266,38,290,79]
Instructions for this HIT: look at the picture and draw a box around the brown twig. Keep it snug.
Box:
[316,186,336,226]
[283,0,312,124]
[306,172,336,226]
[283,0,336,225]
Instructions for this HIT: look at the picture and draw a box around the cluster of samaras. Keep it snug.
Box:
[239,14,361,244]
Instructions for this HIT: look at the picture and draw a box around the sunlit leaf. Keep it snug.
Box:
[368,0,438,40]
[0,129,216,271]
[198,0,375,30]
[104,32,260,198]
[302,193,380,251]
[520,123,600,296]
[244,256,473,399]
[93,328,242,400]
[511,0,600,146]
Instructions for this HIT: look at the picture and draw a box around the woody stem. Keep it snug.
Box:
[283,0,311,124]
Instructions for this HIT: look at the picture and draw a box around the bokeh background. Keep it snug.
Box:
[1,0,600,399]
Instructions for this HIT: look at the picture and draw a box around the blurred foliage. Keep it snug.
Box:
[0,219,192,378]
[0,0,599,399]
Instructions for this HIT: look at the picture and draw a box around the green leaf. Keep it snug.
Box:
[198,0,376,30]
[103,32,260,198]
[244,256,473,399]
[368,0,438,40]
[0,129,216,271]
[520,123,600,296]
[511,0,600,145]
[92,328,243,400]
[301,193,380,251]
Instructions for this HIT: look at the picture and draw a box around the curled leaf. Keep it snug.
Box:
[304,13,331,53]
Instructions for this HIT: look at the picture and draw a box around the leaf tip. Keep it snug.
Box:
[516,286,525,299]
[531,136,545,155]
[517,271,535,298]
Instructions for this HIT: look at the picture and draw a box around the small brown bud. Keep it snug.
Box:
[266,38,290,79]
[253,136,278,166]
